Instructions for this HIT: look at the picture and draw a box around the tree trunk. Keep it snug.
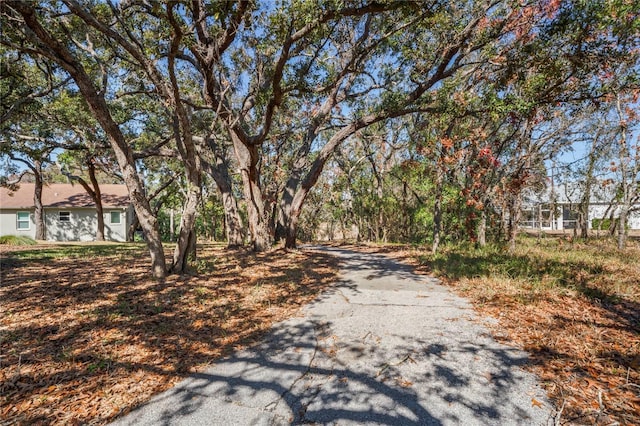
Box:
[578,188,591,240]
[131,193,165,278]
[613,94,637,250]
[276,133,314,247]
[276,176,298,244]
[202,137,244,247]
[617,206,628,249]
[477,208,486,247]
[230,131,272,251]
[64,161,107,241]
[171,182,201,273]
[95,199,105,241]
[608,209,617,236]
[284,206,300,249]
[88,161,105,241]
[244,177,272,251]
[432,195,442,254]
[170,105,203,273]
[499,199,508,241]
[432,169,444,255]
[33,162,46,240]
[278,119,393,250]
[283,166,336,248]
[128,213,139,242]
[579,148,597,240]
[507,195,523,253]
[578,211,587,239]
[221,191,243,246]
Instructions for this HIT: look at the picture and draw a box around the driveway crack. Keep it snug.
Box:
[264,322,324,413]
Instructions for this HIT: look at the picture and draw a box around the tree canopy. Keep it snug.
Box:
[2,0,638,277]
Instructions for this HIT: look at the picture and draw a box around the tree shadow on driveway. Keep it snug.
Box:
[114,316,549,426]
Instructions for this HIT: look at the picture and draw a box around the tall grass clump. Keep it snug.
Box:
[423,236,639,305]
[0,235,37,246]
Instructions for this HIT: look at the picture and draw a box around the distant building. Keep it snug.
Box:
[0,183,133,241]
[520,183,640,231]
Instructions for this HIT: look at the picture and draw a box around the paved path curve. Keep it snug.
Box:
[112,247,553,425]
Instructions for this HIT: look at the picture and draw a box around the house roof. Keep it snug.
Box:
[0,183,130,209]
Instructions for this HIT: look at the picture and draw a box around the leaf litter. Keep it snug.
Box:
[0,243,339,425]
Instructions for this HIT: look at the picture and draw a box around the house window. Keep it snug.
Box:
[562,206,579,229]
[17,212,30,230]
[58,211,71,222]
[110,211,121,224]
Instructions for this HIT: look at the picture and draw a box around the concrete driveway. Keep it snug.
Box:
[112,247,554,425]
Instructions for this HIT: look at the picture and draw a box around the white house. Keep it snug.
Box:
[0,183,133,242]
[521,183,640,231]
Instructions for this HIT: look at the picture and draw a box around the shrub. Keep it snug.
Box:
[592,218,629,231]
[592,218,614,230]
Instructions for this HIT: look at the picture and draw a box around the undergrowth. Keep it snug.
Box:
[426,238,637,304]
[0,235,37,246]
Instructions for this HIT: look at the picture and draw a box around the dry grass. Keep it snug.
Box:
[0,243,339,425]
[340,237,640,425]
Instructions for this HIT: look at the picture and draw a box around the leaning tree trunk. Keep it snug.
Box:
[14,1,167,277]
[281,172,314,249]
[33,162,46,240]
[278,124,370,249]
[281,171,317,249]
[127,185,166,278]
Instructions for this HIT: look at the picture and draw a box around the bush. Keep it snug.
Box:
[592,218,614,230]
[592,218,629,231]
[0,235,37,246]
